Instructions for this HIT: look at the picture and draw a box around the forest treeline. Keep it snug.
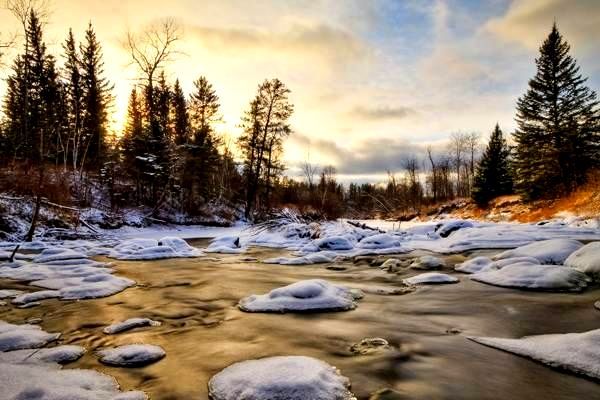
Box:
[0,4,598,229]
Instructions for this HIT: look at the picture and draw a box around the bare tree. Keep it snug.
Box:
[449,132,468,197]
[301,160,318,189]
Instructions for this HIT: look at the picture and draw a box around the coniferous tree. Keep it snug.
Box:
[472,124,513,206]
[3,55,28,161]
[514,23,600,200]
[62,28,84,169]
[79,22,112,167]
[170,79,189,145]
[120,88,145,202]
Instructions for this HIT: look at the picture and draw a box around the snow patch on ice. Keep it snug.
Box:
[404,272,459,285]
[494,239,583,265]
[468,329,600,380]
[239,279,362,313]
[208,356,356,400]
[471,263,590,291]
[97,344,166,367]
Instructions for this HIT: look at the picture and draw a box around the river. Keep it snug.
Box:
[1,239,599,399]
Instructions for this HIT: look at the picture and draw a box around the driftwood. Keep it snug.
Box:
[346,220,385,233]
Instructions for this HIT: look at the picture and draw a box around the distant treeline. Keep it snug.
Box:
[0,3,598,227]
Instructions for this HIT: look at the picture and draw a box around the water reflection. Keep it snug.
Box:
[1,242,599,399]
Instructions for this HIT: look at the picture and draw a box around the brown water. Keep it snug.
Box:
[1,240,600,400]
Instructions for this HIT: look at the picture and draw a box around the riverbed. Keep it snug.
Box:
[1,240,599,400]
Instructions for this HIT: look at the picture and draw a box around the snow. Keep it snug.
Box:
[205,235,245,254]
[409,255,445,270]
[471,263,590,291]
[33,248,87,264]
[435,220,474,238]
[455,256,540,274]
[0,321,60,351]
[468,329,600,380]
[564,241,600,279]
[208,356,356,400]
[0,345,85,365]
[103,318,162,334]
[238,279,363,313]
[493,239,583,265]
[0,321,147,399]
[110,237,204,260]
[0,289,24,299]
[12,290,60,305]
[97,344,166,367]
[356,234,401,249]
[313,236,354,251]
[404,272,459,285]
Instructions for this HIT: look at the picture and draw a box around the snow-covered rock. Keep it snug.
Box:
[97,344,166,367]
[455,256,540,274]
[356,234,401,249]
[103,318,161,334]
[12,290,60,305]
[409,255,445,270]
[468,329,600,380]
[349,338,392,355]
[471,263,590,291]
[380,258,404,272]
[206,235,244,254]
[111,237,204,260]
[494,239,583,265]
[0,321,60,352]
[313,236,354,251]
[404,272,459,285]
[0,289,24,299]
[0,345,85,365]
[564,242,600,280]
[238,279,362,313]
[208,356,356,400]
[33,248,87,264]
[435,220,474,238]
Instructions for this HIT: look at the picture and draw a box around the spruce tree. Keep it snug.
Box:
[170,79,189,145]
[62,29,84,169]
[514,23,600,200]
[472,124,513,206]
[80,22,112,167]
[120,88,145,202]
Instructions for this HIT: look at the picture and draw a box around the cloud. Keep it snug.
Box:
[484,0,600,52]
[351,105,416,121]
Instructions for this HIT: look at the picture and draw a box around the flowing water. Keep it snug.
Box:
[1,239,600,400]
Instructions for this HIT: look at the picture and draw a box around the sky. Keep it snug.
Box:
[0,0,599,183]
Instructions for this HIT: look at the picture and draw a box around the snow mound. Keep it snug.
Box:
[455,256,540,274]
[206,235,244,254]
[404,272,459,285]
[494,239,583,265]
[239,279,362,313]
[409,255,445,270]
[435,220,474,238]
[564,242,600,280]
[356,234,401,249]
[313,236,354,251]
[0,321,60,351]
[208,355,356,400]
[471,263,590,291]
[110,237,203,260]
[468,329,600,380]
[33,248,87,264]
[103,318,162,334]
[97,344,166,367]
[263,251,338,265]
[0,345,85,365]
[12,290,60,305]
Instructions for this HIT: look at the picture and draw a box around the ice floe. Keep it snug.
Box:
[103,318,162,334]
[493,239,583,265]
[409,255,445,270]
[404,272,459,285]
[564,241,600,280]
[0,345,85,365]
[238,279,362,313]
[468,329,600,380]
[110,237,204,260]
[97,344,166,367]
[471,263,590,291]
[0,321,60,351]
[208,355,356,400]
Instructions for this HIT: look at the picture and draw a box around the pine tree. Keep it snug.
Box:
[120,88,145,202]
[79,22,112,167]
[170,79,189,145]
[3,55,28,161]
[472,124,513,206]
[514,23,600,200]
[62,28,84,169]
